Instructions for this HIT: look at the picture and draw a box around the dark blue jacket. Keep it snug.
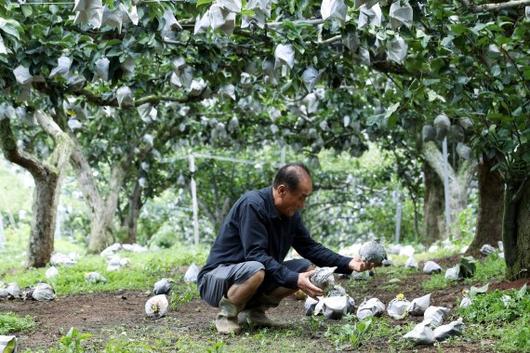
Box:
[197,187,353,289]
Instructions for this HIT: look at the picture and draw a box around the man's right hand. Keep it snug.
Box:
[297,270,324,298]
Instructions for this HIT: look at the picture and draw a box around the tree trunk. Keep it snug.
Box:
[123,180,143,244]
[466,157,504,257]
[28,174,60,267]
[503,178,530,280]
[422,141,476,240]
[423,162,445,244]
[70,145,128,253]
[0,111,72,267]
[0,211,5,249]
[87,163,126,253]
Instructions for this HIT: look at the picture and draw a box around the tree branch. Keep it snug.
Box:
[422,141,457,184]
[0,117,48,179]
[34,110,74,173]
[72,88,201,108]
[268,18,325,28]
[34,110,64,140]
[462,0,530,11]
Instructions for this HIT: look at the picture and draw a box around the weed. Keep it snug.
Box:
[422,254,505,291]
[49,327,92,353]
[459,286,529,324]
[325,317,372,349]
[169,281,199,309]
[0,312,35,335]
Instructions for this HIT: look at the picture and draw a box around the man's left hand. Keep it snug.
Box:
[348,257,375,272]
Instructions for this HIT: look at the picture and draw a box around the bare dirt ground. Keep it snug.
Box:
[0,256,517,352]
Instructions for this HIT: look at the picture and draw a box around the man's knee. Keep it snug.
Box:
[246,269,265,287]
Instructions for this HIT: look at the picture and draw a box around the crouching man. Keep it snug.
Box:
[197,163,374,334]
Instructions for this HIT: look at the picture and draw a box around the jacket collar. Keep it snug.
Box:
[260,186,281,219]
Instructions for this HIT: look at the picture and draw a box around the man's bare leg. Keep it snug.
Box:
[239,265,315,327]
[227,270,265,306]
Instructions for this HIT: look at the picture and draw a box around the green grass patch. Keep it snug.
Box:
[422,254,505,291]
[0,228,86,275]
[458,286,530,353]
[0,312,35,335]
[324,316,414,351]
[1,245,207,296]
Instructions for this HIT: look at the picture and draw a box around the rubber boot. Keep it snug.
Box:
[216,296,241,334]
[239,293,281,327]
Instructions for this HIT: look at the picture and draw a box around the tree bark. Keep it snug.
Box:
[423,161,445,244]
[0,211,5,249]
[504,178,530,280]
[28,175,60,267]
[123,179,143,244]
[88,162,126,253]
[422,141,476,239]
[0,111,72,267]
[465,157,504,257]
[70,144,129,253]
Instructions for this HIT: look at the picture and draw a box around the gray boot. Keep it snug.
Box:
[239,294,281,327]
[216,296,241,334]
[238,307,276,327]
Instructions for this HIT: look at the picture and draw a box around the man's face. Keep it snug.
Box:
[276,176,313,217]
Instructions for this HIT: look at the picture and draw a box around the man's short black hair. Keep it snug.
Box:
[273,163,312,190]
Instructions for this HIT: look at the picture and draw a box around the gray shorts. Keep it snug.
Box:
[199,259,311,307]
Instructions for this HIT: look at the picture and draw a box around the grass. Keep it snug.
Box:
[0,226,86,275]
[422,253,506,291]
[22,319,332,353]
[1,237,207,296]
[324,315,416,352]
[457,285,530,352]
[0,312,36,335]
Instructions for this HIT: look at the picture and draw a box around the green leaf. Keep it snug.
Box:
[516,284,527,300]
[0,17,22,40]
[196,0,213,7]
[450,23,467,36]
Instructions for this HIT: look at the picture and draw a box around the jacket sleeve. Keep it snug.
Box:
[239,202,300,289]
[292,216,353,274]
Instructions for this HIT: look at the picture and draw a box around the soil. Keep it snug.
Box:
[0,256,511,352]
[489,278,529,291]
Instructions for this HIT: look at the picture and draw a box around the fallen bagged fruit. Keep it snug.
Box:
[408,293,431,316]
[32,283,55,301]
[433,318,464,341]
[153,278,173,295]
[357,298,385,320]
[85,272,107,284]
[403,322,435,345]
[423,261,442,274]
[359,240,387,265]
[387,294,410,320]
[145,294,169,318]
[184,263,200,283]
[304,296,319,316]
[310,267,336,292]
[422,306,450,328]
[0,335,17,353]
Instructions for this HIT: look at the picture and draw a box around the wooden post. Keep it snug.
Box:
[0,211,4,249]
[189,154,200,246]
[442,137,452,240]
[393,188,402,244]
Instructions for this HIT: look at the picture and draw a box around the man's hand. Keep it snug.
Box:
[349,257,376,272]
[297,270,324,298]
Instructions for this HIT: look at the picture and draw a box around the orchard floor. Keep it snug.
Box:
[2,258,525,353]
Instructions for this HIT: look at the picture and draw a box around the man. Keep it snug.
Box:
[197,163,374,334]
